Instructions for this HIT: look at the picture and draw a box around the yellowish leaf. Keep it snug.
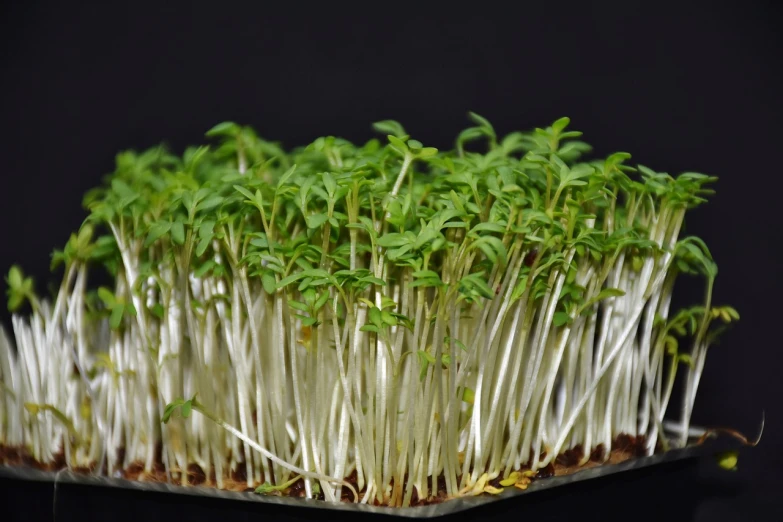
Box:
[470,473,489,495]
[500,472,521,487]
[483,485,504,495]
[717,450,739,471]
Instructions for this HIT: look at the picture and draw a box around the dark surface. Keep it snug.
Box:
[1,2,781,521]
[2,457,780,522]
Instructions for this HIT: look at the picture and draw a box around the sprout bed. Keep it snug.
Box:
[0,114,747,513]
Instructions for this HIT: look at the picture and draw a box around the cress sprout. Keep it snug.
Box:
[0,114,736,506]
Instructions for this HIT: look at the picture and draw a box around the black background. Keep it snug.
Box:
[1,2,781,521]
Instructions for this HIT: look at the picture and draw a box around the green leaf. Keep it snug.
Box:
[306,213,329,229]
[301,268,330,279]
[161,404,175,423]
[50,250,66,271]
[250,236,269,249]
[206,121,241,137]
[198,220,216,239]
[470,223,506,235]
[678,354,695,368]
[253,189,264,208]
[196,195,224,212]
[7,266,23,289]
[277,164,298,188]
[417,147,438,158]
[150,303,165,319]
[110,305,124,329]
[377,233,410,248]
[369,306,382,327]
[413,270,441,280]
[262,272,277,294]
[299,315,318,327]
[474,236,507,265]
[468,111,493,129]
[468,112,495,135]
[185,145,210,172]
[161,399,186,424]
[76,224,93,251]
[596,288,625,299]
[97,287,115,307]
[475,241,498,264]
[664,335,680,356]
[181,400,192,418]
[359,276,386,286]
[276,273,305,290]
[196,236,212,257]
[7,293,23,312]
[195,260,216,278]
[553,311,571,327]
[234,184,255,201]
[578,287,626,315]
[552,117,570,134]
[276,270,328,291]
[381,311,397,326]
[387,135,408,155]
[145,222,172,247]
[372,120,406,138]
[409,278,441,288]
[459,273,494,300]
[111,179,136,199]
[457,127,486,147]
[414,227,439,250]
[254,482,277,494]
[288,300,309,312]
[314,291,330,311]
[322,172,336,195]
[171,221,185,246]
[387,245,412,260]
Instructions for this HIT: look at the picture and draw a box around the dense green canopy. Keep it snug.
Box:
[1,114,735,506]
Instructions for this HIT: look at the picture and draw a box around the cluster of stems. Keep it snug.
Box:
[0,115,736,506]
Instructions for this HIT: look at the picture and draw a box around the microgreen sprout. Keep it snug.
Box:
[0,114,735,506]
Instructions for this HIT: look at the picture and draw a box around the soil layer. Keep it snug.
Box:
[0,435,649,506]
